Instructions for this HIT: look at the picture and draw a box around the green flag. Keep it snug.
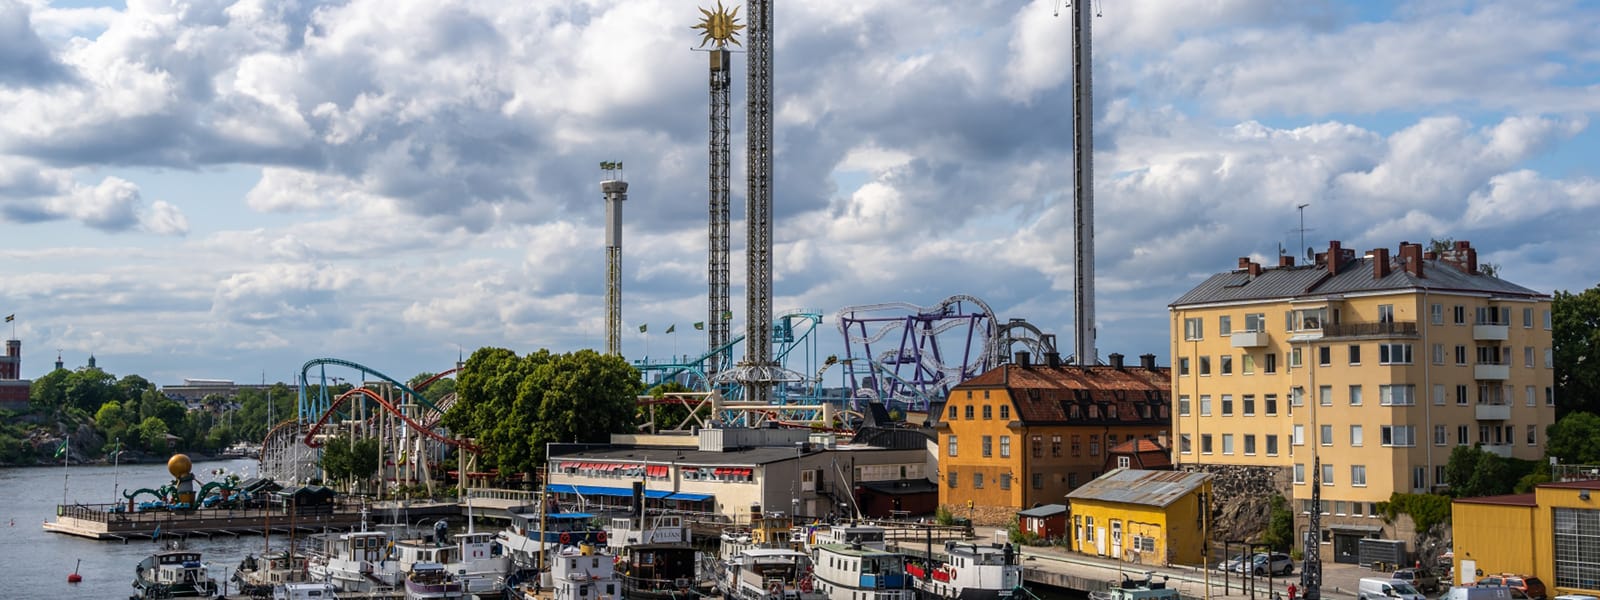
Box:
[665,324,676,334]
[693,322,705,331]
[638,324,647,333]
[722,310,734,321]
[3,314,12,322]
[55,440,68,458]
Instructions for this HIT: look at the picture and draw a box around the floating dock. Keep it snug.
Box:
[44,501,461,541]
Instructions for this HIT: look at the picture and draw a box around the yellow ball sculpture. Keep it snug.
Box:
[167,453,192,479]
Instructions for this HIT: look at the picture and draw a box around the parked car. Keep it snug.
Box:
[1451,587,1529,600]
[1472,574,1547,600]
[1361,578,1426,600]
[1393,568,1443,593]
[1226,552,1294,576]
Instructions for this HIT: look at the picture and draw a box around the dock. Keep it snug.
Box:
[44,501,461,541]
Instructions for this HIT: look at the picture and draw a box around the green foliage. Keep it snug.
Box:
[1376,492,1452,532]
[1515,471,1552,493]
[1005,515,1041,545]
[1261,494,1295,552]
[446,347,643,477]
[934,506,954,526]
[1546,411,1600,464]
[641,381,697,432]
[321,436,354,482]
[1444,445,1521,498]
[137,416,169,453]
[1553,284,1600,415]
[409,372,457,406]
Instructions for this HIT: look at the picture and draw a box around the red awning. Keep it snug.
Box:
[740,468,753,476]
[714,468,727,475]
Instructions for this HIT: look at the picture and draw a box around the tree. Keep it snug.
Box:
[1261,494,1295,551]
[95,401,130,442]
[1546,411,1600,464]
[63,368,117,413]
[1553,283,1600,415]
[351,437,380,491]
[137,416,170,454]
[1446,445,1514,498]
[320,436,354,483]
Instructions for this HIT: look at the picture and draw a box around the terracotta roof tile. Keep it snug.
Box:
[956,364,1172,425]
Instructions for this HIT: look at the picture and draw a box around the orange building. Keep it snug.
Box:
[937,352,1172,523]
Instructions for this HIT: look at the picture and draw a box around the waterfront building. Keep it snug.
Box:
[0,339,29,410]
[1016,504,1068,540]
[1170,240,1556,562]
[938,352,1172,524]
[1064,468,1211,566]
[1450,479,1600,597]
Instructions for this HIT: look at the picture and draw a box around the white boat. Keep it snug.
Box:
[131,547,220,599]
[392,529,512,596]
[233,550,315,596]
[403,561,463,599]
[810,542,914,600]
[496,510,608,572]
[512,543,623,600]
[720,508,807,562]
[721,547,828,600]
[306,529,402,592]
[1088,573,1180,600]
[808,524,888,552]
[273,582,339,600]
[909,541,1024,600]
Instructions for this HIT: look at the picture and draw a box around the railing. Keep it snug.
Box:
[1553,464,1600,482]
[464,488,535,504]
[1320,321,1418,337]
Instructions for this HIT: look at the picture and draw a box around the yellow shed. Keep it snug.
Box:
[1066,468,1212,566]
[1450,479,1600,598]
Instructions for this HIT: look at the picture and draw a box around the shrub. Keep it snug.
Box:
[1376,492,1452,532]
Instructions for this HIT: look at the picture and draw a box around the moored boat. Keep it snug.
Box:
[617,543,709,600]
[392,522,512,596]
[306,528,402,592]
[404,561,463,599]
[233,550,315,597]
[1087,572,1180,600]
[909,541,1023,600]
[512,543,623,600]
[130,546,220,599]
[810,542,913,600]
[721,547,828,600]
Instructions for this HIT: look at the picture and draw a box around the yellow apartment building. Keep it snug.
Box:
[1169,240,1556,563]
[1451,479,1600,596]
[938,352,1172,525]
[1066,468,1212,566]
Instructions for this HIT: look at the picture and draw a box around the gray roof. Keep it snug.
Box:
[548,444,906,467]
[1065,468,1210,508]
[1016,504,1067,518]
[1171,258,1546,307]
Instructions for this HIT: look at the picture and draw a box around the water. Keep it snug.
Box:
[1,458,268,599]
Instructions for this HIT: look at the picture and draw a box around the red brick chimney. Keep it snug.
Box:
[1327,240,1343,275]
[1248,261,1263,277]
[1279,256,1295,268]
[1238,257,1251,270]
[1399,242,1425,278]
[1371,248,1391,279]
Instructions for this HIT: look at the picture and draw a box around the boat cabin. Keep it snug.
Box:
[321,530,390,564]
[812,543,911,598]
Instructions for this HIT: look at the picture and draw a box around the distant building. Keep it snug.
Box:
[1451,479,1600,597]
[161,379,275,403]
[1104,438,1173,472]
[0,339,31,410]
[1065,468,1212,566]
[1016,504,1068,541]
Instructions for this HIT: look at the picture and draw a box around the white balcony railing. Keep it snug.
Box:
[1473,324,1510,341]
[1475,364,1511,380]
[1231,331,1268,348]
[1481,443,1514,458]
[1475,403,1511,421]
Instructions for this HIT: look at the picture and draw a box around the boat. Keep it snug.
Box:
[130,545,220,599]
[233,550,315,596]
[720,547,828,600]
[616,542,710,600]
[807,523,888,552]
[810,542,913,600]
[306,528,402,592]
[908,541,1023,600]
[404,561,463,599]
[1088,573,1181,600]
[273,582,340,599]
[392,522,512,596]
[512,542,623,600]
[720,507,807,562]
[497,510,609,571]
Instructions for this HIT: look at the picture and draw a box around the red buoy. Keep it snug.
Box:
[67,558,83,583]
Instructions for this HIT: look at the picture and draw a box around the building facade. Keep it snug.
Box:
[938,353,1172,524]
[1065,468,1211,566]
[1170,240,1557,562]
[1451,479,1600,597]
[0,339,30,410]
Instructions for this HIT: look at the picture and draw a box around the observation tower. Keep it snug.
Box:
[601,162,628,356]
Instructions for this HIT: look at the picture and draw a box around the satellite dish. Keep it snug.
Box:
[1305,247,1314,260]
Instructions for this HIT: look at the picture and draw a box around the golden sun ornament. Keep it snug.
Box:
[693,1,744,48]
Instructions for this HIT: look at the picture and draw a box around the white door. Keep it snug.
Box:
[1096,527,1107,555]
[1110,520,1123,559]
[1461,560,1477,586]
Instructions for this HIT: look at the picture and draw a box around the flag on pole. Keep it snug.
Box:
[721,310,734,320]
[638,324,648,333]
[665,324,676,334]
[55,440,68,458]
[693,322,705,331]
[3,314,12,322]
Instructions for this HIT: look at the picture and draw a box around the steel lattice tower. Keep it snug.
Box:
[1071,0,1098,366]
[708,47,733,377]
[1302,455,1324,600]
[740,0,777,403]
[601,174,628,356]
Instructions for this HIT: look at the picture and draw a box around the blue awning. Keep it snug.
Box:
[546,484,676,499]
[665,492,712,502]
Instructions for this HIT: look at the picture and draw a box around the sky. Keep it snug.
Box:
[1,0,1598,389]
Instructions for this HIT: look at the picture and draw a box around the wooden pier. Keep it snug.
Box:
[43,501,461,541]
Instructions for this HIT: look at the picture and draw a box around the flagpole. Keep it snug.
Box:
[112,438,121,504]
[61,434,69,508]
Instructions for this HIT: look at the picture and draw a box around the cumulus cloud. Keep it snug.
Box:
[0,159,189,234]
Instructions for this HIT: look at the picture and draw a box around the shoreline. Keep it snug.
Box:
[0,452,254,469]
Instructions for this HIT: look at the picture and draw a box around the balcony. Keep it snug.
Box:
[1473,324,1510,341]
[1475,403,1511,421]
[1231,331,1268,348]
[1321,321,1419,339]
[1475,363,1511,381]
[1481,443,1514,459]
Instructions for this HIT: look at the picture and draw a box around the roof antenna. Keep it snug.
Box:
[1294,203,1314,261]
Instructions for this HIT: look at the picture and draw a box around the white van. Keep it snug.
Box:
[1449,587,1530,600]
[1361,578,1426,600]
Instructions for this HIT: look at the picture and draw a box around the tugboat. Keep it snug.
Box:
[403,561,463,599]
[513,542,623,600]
[392,520,511,596]
[233,550,315,597]
[130,543,220,599]
[306,528,402,592]
[908,541,1023,600]
[1088,572,1181,600]
[810,541,913,600]
[720,547,827,600]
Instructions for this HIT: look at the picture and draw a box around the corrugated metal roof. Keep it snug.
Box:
[1017,504,1067,518]
[1065,468,1210,508]
[1171,257,1546,307]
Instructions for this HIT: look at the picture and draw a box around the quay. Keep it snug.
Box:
[44,500,460,541]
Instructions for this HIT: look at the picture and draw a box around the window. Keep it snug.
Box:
[1435,466,1447,487]
[1052,435,1063,457]
[965,405,974,419]
[1354,502,1365,517]
[1528,425,1538,445]
[1379,343,1413,364]
[1200,395,1213,416]
[1434,425,1447,446]
[1244,313,1266,332]
[1243,395,1256,415]
[1293,425,1305,446]
[1431,303,1443,325]
[1179,357,1190,376]
[1526,346,1535,368]
[1293,464,1305,484]
[1220,355,1233,375]
[948,436,958,457]
[1319,346,1331,366]
[1320,385,1333,406]
[948,470,957,488]
[1179,395,1191,416]
[1322,463,1335,486]
[1321,424,1334,447]
[1244,434,1257,455]
[1527,386,1538,407]
[1000,473,1012,490]
[1219,315,1232,336]
[1454,305,1466,324]
[1456,384,1469,406]
[1242,354,1255,375]
[1265,353,1278,374]
[1349,344,1362,365]
[948,404,958,420]
[1000,436,1011,458]
[1351,465,1367,487]
[1031,435,1042,458]
[1544,310,1552,330]
[1184,317,1204,340]
[1433,384,1446,406]
[982,405,992,419]
[1069,435,1080,457]
[1266,435,1279,456]
[1290,386,1305,407]
[1199,356,1212,376]
[1548,386,1556,406]
[982,435,993,457]
[1117,456,1131,469]
[1350,425,1364,447]
[1546,348,1554,368]
[974,473,983,489]
[1380,384,1416,406]
[1455,345,1468,365]
[1290,347,1303,368]
[1432,343,1445,365]
[1180,434,1192,454]
[1201,434,1213,454]
[1349,385,1363,406]
[1222,434,1235,455]
[1458,425,1469,446]
[1032,473,1043,489]
[1413,467,1426,491]
[1292,307,1326,331]
[1265,394,1278,415]
[1382,425,1417,447]
[1089,435,1100,456]
[1221,395,1234,416]
[1523,307,1534,328]
[1379,304,1395,323]
[1000,405,1009,419]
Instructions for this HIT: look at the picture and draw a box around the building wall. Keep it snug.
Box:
[1451,501,1537,586]
[1173,283,1556,546]
[1068,485,1208,567]
[1531,487,1600,596]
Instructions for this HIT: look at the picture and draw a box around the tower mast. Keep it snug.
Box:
[601,162,628,356]
[695,2,739,380]
[741,0,777,402]
[1071,0,1097,366]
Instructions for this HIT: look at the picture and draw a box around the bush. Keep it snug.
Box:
[1005,516,1042,545]
[934,506,955,526]
[1376,492,1452,532]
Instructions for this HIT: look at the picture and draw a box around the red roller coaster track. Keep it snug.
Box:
[304,386,479,453]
